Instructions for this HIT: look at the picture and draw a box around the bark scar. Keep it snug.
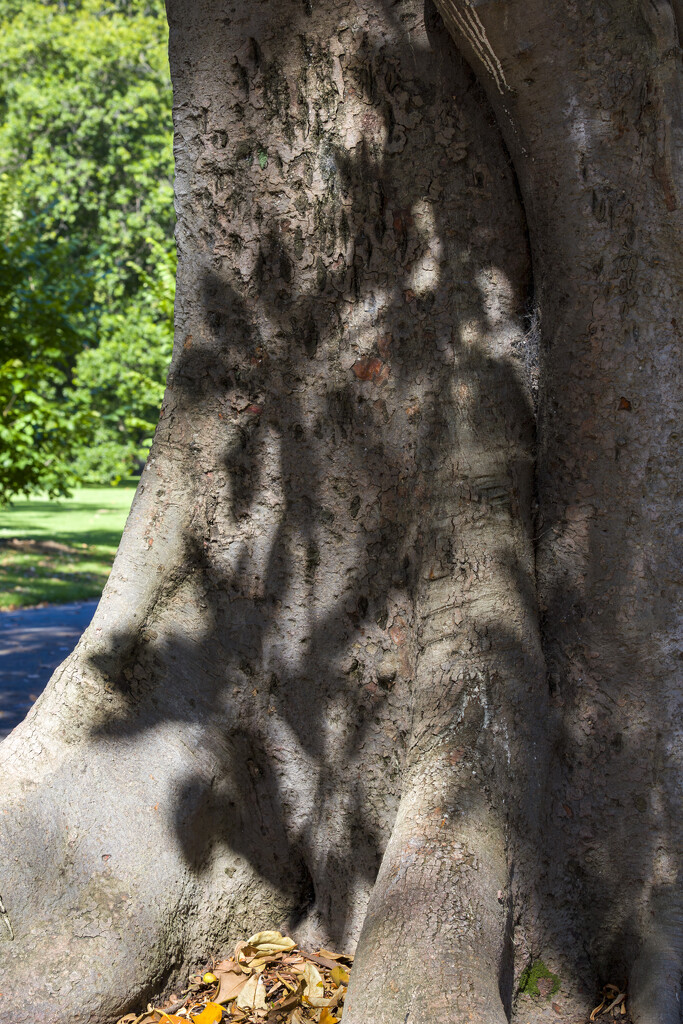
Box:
[0,892,14,940]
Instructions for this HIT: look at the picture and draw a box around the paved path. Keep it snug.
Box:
[0,601,97,740]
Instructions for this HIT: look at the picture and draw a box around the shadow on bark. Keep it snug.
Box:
[8,0,673,1018]
[79,3,547,983]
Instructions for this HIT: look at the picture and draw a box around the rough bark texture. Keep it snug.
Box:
[0,1,680,1023]
[432,1,683,1020]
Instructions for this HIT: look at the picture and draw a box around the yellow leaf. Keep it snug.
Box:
[191,1003,223,1024]
[246,931,297,955]
[330,966,349,987]
[320,1010,340,1024]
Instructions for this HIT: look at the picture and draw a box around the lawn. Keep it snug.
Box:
[0,483,137,610]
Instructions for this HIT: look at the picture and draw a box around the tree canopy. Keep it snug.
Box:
[0,0,174,500]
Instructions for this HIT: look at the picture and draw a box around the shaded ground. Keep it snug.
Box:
[0,484,135,609]
[0,600,96,738]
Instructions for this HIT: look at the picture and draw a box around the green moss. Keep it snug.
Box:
[518,960,561,999]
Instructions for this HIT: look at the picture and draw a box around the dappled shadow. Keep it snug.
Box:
[81,0,542,961]
[0,7,675,1024]
[55,0,676,1008]
[1,522,125,547]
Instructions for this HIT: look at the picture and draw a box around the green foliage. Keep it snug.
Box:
[0,0,174,303]
[0,183,92,501]
[0,0,174,498]
[518,960,560,999]
[69,240,175,482]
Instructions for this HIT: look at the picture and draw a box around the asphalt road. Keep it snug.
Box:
[0,601,97,740]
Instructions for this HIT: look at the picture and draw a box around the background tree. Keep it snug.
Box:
[0,182,91,498]
[0,1,680,1023]
[0,0,174,496]
[67,239,175,484]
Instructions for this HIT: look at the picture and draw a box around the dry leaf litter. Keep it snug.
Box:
[589,983,628,1020]
[116,930,630,1024]
[116,931,352,1024]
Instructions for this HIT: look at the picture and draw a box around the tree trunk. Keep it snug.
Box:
[431,1,683,1020]
[0,1,680,1023]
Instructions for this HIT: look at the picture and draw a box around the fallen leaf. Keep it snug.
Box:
[299,950,339,971]
[317,950,353,963]
[330,966,349,987]
[249,953,285,971]
[235,973,267,1011]
[191,1004,223,1024]
[325,987,346,1011]
[215,967,250,1005]
[121,932,352,1024]
[590,984,625,1020]
[264,987,303,1023]
[537,977,554,997]
[301,963,333,1008]
[214,958,239,973]
[551,1003,562,1015]
[254,977,267,1010]
[604,992,625,1014]
[235,974,259,1011]
[235,941,256,969]
[247,932,297,955]
[590,1001,605,1021]
[274,971,298,993]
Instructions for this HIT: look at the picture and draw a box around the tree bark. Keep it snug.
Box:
[0,1,680,1023]
[431,1,683,1020]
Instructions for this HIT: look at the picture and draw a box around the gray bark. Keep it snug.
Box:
[0,1,680,1023]
[431,1,683,1020]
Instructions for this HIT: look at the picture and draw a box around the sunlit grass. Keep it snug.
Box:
[0,483,137,609]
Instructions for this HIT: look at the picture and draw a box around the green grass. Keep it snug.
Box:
[0,483,137,609]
